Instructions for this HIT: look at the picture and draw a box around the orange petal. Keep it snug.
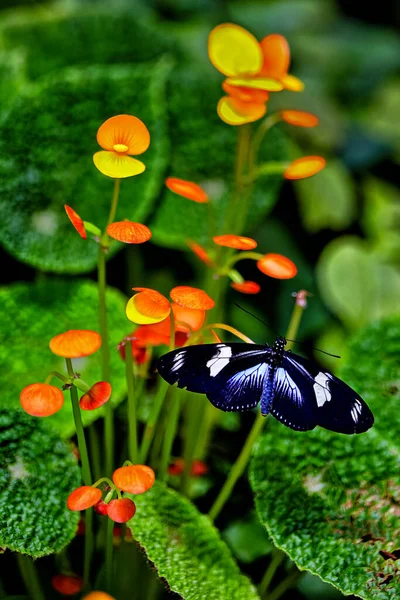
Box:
[213,234,257,250]
[260,34,290,79]
[284,156,326,180]
[96,114,150,155]
[208,23,263,77]
[67,486,102,511]
[170,286,215,310]
[106,221,152,244]
[172,302,205,333]
[112,465,155,494]
[281,74,304,92]
[83,593,116,600]
[20,383,64,417]
[49,330,102,358]
[281,110,318,127]
[52,575,83,596]
[64,205,87,239]
[186,240,214,267]
[93,151,145,178]
[257,253,297,279]
[107,498,136,523]
[226,77,283,92]
[165,177,208,203]
[231,281,261,294]
[222,81,269,103]
[126,288,171,325]
[217,96,266,126]
[80,382,112,411]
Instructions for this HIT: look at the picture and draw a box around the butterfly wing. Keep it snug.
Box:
[275,352,374,434]
[156,343,271,412]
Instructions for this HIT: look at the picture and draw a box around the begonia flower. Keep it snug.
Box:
[170,286,215,310]
[284,156,326,180]
[64,205,87,239]
[112,464,155,494]
[20,383,64,417]
[107,498,136,523]
[231,281,261,294]
[67,486,102,511]
[49,330,101,358]
[280,110,319,128]
[79,382,112,410]
[126,288,171,325]
[213,234,257,250]
[106,221,152,244]
[257,253,297,279]
[52,574,83,596]
[166,177,209,203]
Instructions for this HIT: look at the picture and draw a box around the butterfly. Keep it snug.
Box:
[156,336,374,434]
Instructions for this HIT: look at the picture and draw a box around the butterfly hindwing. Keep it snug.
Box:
[156,343,271,412]
[270,363,318,431]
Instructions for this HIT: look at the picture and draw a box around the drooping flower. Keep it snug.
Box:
[64,205,87,239]
[231,281,261,294]
[112,465,155,494]
[52,574,83,596]
[49,330,102,358]
[67,486,102,511]
[166,178,209,203]
[79,382,112,410]
[170,286,215,310]
[284,156,326,180]
[94,500,109,516]
[93,114,150,178]
[107,498,136,523]
[126,288,171,325]
[257,253,297,279]
[20,383,64,417]
[213,234,257,250]
[106,221,152,244]
[280,110,319,128]
[186,240,214,267]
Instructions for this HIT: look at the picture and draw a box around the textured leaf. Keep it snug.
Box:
[250,316,400,600]
[0,280,128,437]
[129,482,260,600]
[0,409,80,557]
[0,60,170,273]
[317,236,400,328]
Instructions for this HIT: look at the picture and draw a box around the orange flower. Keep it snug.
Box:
[168,458,208,477]
[222,81,269,104]
[113,465,155,494]
[281,110,319,127]
[284,156,326,180]
[64,205,87,239]
[126,288,171,325]
[107,498,136,523]
[83,593,116,600]
[170,286,215,310]
[186,240,214,267]
[20,383,64,417]
[49,330,101,358]
[259,34,304,91]
[257,253,297,279]
[172,303,205,333]
[67,486,102,511]
[231,281,261,294]
[106,221,152,244]
[166,177,209,203]
[79,382,112,411]
[52,574,83,596]
[213,234,257,250]
[93,114,150,178]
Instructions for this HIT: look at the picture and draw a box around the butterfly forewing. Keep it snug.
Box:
[270,365,318,431]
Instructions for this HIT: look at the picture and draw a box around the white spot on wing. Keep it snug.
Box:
[314,372,331,407]
[206,345,232,377]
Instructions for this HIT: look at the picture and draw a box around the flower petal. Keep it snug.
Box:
[208,23,263,77]
[80,382,112,411]
[281,74,304,92]
[112,465,155,494]
[67,486,102,511]
[106,221,152,244]
[20,383,64,417]
[213,234,257,250]
[257,253,297,279]
[96,114,150,155]
[165,177,208,203]
[186,240,214,267]
[284,156,326,180]
[107,498,136,523]
[83,592,116,600]
[172,302,205,333]
[226,77,283,92]
[64,205,87,239]
[222,81,269,103]
[93,151,145,179]
[217,96,266,126]
[231,281,261,294]
[52,575,83,596]
[49,330,101,358]
[281,110,318,127]
[126,289,171,325]
[260,34,290,79]
[170,286,215,310]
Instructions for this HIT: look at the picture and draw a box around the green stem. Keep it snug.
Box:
[158,389,181,481]
[285,291,307,350]
[249,113,281,174]
[125,341,138,463]
[16,555,45,600]
[105,516,114,592]
[83,508,93,590]
[139,378,169,464]
[264,570,301,600]
[258,550,285,596]
[88,425,101,483]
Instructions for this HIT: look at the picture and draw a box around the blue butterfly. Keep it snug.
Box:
[156,337,374,434]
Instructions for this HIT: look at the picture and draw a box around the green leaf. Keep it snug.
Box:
[0,409,80,557]
[0,279,128,437]
[222,512,272,564]
[317,236,400,328]
[362,177,400,262]
[0,60,170,273]
[250,316,400,600]
[128,482,260,600]
[296,161,356,233]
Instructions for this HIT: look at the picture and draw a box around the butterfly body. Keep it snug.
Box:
[156,338,374,435]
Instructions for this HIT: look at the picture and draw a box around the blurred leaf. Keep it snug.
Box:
[0,60,170,273]
[357,79,400,155]
[0,409,80,557]
[298,572,343,599]
[129,482,260,600]
[317,236,400,328]
[0,280,128,437]
[223,512,272,563]
[362,177,400,262]
[313,322,348,372]
[250,316,400,600]
[296,161,356,232]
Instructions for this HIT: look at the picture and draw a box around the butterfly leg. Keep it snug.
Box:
[260,367,276,416]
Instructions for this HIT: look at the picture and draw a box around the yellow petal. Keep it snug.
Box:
[217,96,266,126]
[93,151,145,178]
[126,294,170,325]
[208,23,263,77]
[281,74,304,92]
[226,77,283,92]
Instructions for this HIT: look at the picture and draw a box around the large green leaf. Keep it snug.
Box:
[0,60,170,273]
[250,316,400,599]
[0,409,80,557]
[362,177,400,262]
[128,482,260,600]
[0,279,128,437]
